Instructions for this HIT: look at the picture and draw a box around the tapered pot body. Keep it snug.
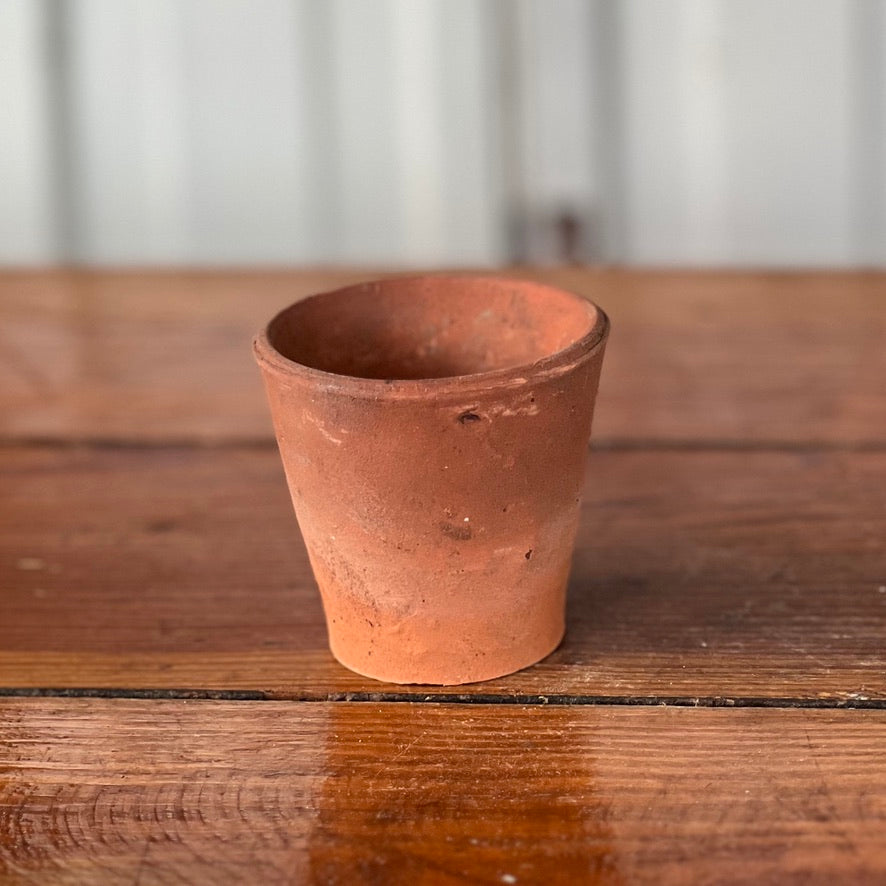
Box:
[254,275,608,684]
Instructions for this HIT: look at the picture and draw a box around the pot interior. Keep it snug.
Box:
[267,276,597,381]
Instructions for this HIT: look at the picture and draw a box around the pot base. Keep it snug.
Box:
[328,623,566,686]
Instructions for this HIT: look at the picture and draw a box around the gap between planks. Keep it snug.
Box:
[1,687,884,709]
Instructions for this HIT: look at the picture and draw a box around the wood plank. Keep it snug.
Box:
[1,699,885,884]
[3,446,884,700]
[0,269,366,444]
[1,269,885,445]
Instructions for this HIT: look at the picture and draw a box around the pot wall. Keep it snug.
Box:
[255,276,608,685]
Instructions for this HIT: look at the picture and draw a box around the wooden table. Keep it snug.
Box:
[2,269,885,884]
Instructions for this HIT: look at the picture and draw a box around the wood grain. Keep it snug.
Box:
[1,269,885,445]
[0,269,364,444]
[2,698,885,885]
[2,270,884,883]
[3,445,884,700]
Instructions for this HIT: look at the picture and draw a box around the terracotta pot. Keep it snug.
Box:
[253,275,609,685]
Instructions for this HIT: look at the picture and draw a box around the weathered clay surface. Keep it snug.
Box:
[254,275,608,685]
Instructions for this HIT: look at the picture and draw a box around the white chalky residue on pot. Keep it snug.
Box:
[487,402,539,418]
[303,410,344,445]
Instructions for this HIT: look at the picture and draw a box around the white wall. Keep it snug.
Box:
[0,0,57,261]
[1,0,884,267]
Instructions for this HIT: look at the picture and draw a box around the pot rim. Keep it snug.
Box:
[253,273,609,400]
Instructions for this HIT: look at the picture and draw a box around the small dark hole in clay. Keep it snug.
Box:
[459,411,482,424]
[146,519,177,534]
[525,549,533,560]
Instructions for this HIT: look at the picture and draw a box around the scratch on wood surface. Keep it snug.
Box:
[134,837,152,886]
[804,724,861,857]
[373,730,427,778]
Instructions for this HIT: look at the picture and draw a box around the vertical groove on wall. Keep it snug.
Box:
[849,0,886,265]
[491,0,529,263]
[293,0,342,262]
[678,0,729,262]
[591,0,627,262]
[42,0,79,263]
